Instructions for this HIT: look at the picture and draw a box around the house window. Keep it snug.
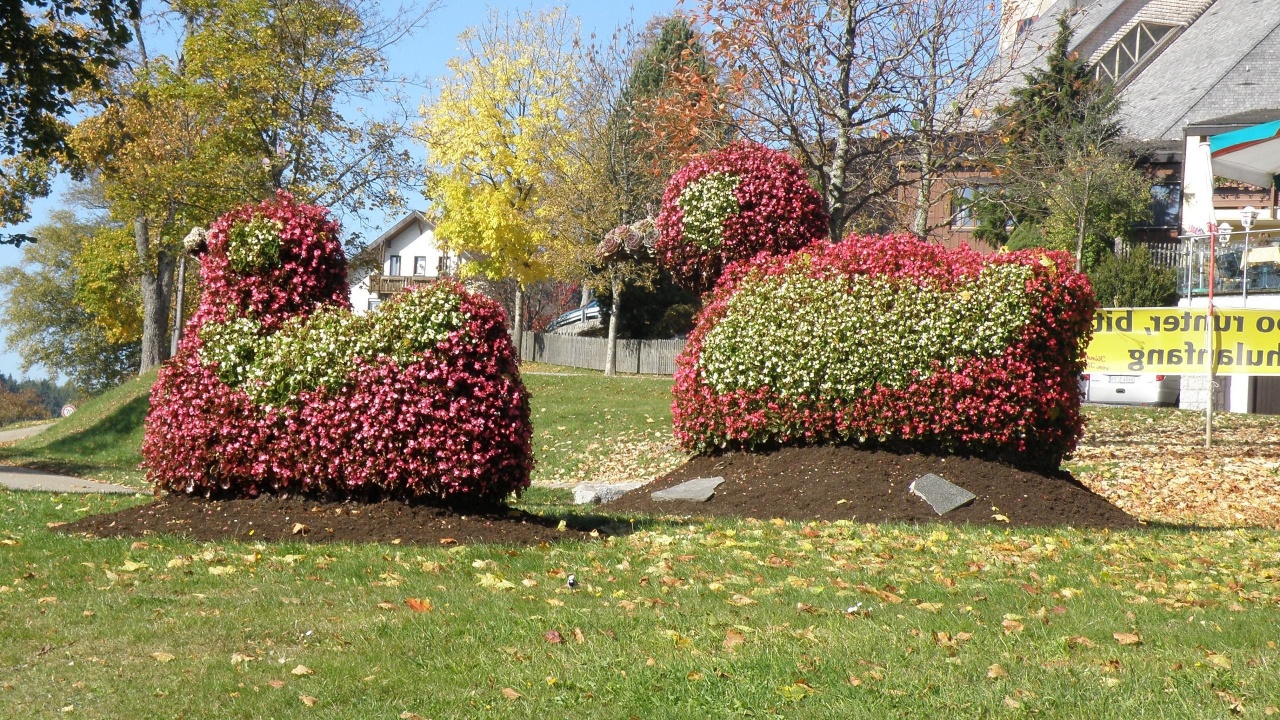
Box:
[1142,183,1181,228]
[437,255,449,275]
[1094,22,1176,83]
[413,256,427,276]
[367,298,381,312]
[388,254,401,276]
[951,186,979,229]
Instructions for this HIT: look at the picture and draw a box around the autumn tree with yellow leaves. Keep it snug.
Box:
[419,7,578,352]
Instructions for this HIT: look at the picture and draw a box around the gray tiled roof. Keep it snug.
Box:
[1117,0,1280,140]
[980,0,1132,108]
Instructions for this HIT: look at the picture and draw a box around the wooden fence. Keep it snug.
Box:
[520,333,685,375]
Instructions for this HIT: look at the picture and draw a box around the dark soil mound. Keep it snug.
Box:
[606,446,1138,529]
[59,495,597,546]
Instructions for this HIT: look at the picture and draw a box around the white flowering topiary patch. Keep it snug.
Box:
[697,263,1035,399]
[677,171,741,250]
[226,216,284,273]
[199,284,467,408]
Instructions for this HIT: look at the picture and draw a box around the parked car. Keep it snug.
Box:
[1082,373,1180,407]
[546,299,602,333]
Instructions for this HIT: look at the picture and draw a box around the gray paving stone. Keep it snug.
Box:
[651,476,724,502]
[909,473,976,515]
[572,482,645,505]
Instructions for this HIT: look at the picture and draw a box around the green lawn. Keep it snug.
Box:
[1,369,1279,717]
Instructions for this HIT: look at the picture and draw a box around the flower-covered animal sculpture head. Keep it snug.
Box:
[143,193,533,504]
[655,141,829,292]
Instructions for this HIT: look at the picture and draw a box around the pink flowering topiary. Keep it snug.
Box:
[655,141,829,292]
[143,193,533,504]
[671,235,1095,469]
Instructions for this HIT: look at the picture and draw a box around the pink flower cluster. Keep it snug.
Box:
[194,192,352,331]
[142,196,533,504]
[655,141,829,292]
[672,235,1096,470]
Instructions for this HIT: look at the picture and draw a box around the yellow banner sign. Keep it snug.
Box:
[1086,308,1280,375]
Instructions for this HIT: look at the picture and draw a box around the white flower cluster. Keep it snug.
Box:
[677,172,741,250]
[698,264,1035,399]
[227,216,284,273]
[198,286,468,407]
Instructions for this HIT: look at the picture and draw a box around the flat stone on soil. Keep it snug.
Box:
[651,476,724,502]
[910,473,976,515]
[572,482,646,505]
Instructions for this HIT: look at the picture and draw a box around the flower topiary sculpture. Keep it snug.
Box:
[655,141,829,292]
[671,234,1095,470]
[143,193,532,504]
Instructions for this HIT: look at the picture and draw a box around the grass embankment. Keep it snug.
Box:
[2,373,1280,717]
[0,370,158,487]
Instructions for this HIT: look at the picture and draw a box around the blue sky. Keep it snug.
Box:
[0,0,679,381]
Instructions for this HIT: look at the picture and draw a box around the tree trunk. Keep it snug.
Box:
[913,149,933,239]
[169,254,187,357]
[581,281,591,308]
[512,283,524,360]
[1075,174,1092,273]
[137,215,175,372]
[605,270,620,377]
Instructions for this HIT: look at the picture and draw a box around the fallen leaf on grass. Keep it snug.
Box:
[855,583,903,604]
[150,652,175,663]
[1002,618,1025,634]
[377,602,397,611]
[400,712,427,720]
[1065,635,1096,649]
[916,602,944,613]
[1206,652,1232,669]
[723,628,746,651]
[1003,696,1021,708]
[572,627,585,644]
[267,680,286,689]
[405,598,432,613]
[299,694,318,707]
[728,593,756,606]
[544,630,563,644]
[291,523,309,535]
[291,665,313,676]
[1217,690,1246,714]
[501,688,522,700]
[1113,632,1142,646]
[987,664,1008,679]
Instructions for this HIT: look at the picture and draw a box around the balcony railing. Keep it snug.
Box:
[1129,233,1280,297]
[368,274,439,295]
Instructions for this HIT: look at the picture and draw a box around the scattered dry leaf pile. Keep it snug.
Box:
[1071,408,1280,528]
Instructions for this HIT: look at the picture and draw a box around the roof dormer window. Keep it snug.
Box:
[1093,22,1177,84]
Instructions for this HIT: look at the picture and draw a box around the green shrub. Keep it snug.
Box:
[1087,245,1178,307]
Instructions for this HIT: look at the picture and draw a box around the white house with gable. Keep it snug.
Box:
[349,210,456,313]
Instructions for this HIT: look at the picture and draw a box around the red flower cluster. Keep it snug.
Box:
[655,141,829,292]
[143,197,533,504]
[672,235,1096,470]
[194,192,351,331]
